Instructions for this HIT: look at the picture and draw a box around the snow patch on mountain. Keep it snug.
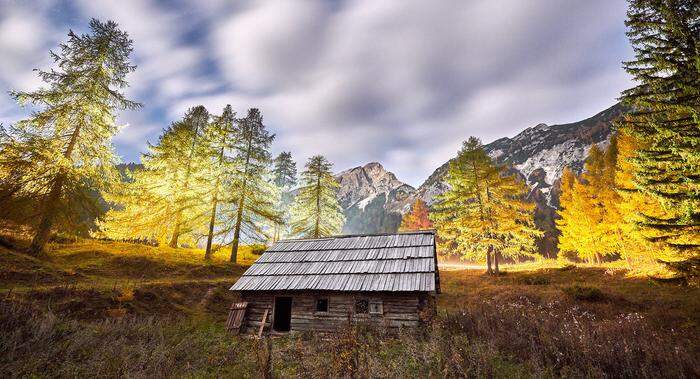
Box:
[515,139,586,186]
[356,193,378,211]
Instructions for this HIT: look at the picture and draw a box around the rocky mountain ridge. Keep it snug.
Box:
[339,103,626,254]
[115,103,625,253]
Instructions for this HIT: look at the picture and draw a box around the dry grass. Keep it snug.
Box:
[1,236,698,378]
[0,237,258,290]
[438,266,700,338]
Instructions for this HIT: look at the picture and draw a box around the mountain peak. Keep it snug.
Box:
[335,161,413,210]
[363,161,384,170]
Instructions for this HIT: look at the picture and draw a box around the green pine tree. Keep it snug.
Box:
[289,155,345,238]
[271,151,297,241]
[0,19,140,254]
[272,152,297,189]
[621,0,699,261]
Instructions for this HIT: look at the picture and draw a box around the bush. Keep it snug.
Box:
[563,284,606,301]
[2,298,696,378]
[518,275,550,285]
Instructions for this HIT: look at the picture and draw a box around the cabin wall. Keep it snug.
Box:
[240,291,434,333]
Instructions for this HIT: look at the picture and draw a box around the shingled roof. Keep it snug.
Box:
[230,230,439,292]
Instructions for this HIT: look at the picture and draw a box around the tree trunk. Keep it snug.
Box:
[486,246,493,275]
[169,214,181,248]
[494,250,500,275]
[314,172,321,238]
[29,175,64,255]
[230,194,245,263]
[204,189,219,260]
[29,124,80,255]
[231,138,253,263]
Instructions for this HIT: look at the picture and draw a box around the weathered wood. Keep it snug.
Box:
[257,308,269,338]
[225,302,248,334]
[238,290,435,333]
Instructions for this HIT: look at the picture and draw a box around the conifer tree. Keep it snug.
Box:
[227,108,280,262]
[431,137,540,274]
[0,19,139,254]
[399,199,433,232]
[98,107,211,247]
[203,105,237,260]
[614,130,673,265]
[621,0,700,259]
[271,151,297,241]
[557,144,620,263]
[167,106,210,248]
[272,152,297,189]
[289,155,345,238]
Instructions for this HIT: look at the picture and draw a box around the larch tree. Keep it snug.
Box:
[557,144,620,263]
[203,105,237,260]
[272,152,297,189]
[0,19,140,254]
[614,129,673,266]
[399,199,433,232]
[98,107,211,247]
[166,106,211,248]
[271,151,297,241]
[621,0,699,265]
[557,167,595,261]
[226,108,280,263]
[431,137,539,274]
[289,155,345,239]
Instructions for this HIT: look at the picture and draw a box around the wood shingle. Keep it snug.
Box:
[230,230,439,292]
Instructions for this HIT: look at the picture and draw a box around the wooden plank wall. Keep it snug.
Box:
[240,291,432,333]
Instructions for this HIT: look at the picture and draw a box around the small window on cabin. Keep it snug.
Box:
[369,301,383,315]
[355,299,369,314]
[316,298,329,313]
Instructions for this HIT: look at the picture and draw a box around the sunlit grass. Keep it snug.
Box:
[0,236,259,291]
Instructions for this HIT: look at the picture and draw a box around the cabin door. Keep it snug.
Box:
[273,297,292,332]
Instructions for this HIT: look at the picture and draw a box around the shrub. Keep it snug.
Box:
[114,287,134,302]
[518,275,550,285]
[563,284,606,301]
[1,298,696,378]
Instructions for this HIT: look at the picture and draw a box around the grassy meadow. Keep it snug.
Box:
[1,234,698,378]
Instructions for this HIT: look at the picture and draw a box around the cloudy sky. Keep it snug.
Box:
[0,0,633,186]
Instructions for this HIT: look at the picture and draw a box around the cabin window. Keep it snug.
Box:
[315,298,329,312]
[369,300,383,315]
[355,299,369,314]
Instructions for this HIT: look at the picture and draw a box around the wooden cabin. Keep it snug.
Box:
[229,230,440,334]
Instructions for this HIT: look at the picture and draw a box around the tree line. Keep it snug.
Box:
[397,0,698,277]
[0,19,345,261]
[557,0,698,276]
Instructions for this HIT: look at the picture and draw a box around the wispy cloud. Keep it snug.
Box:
[0,0,633,186]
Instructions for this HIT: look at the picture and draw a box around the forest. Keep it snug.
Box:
[0,0,698,377]
[0,12,697,275]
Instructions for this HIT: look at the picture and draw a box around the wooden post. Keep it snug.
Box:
[258,308,269,338]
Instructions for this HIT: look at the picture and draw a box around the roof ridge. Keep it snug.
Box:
[275,229,436,243]
[252,257,433,263]
[266,244,433,252]
[240,271,434,277]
